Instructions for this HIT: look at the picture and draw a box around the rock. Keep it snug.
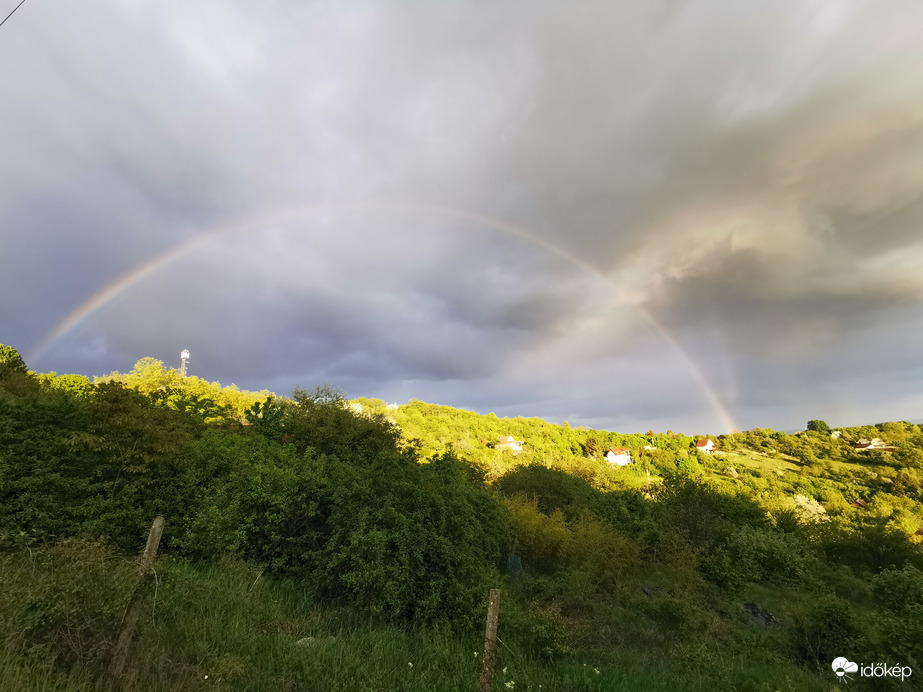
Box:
[725,467,740,478]
[742,602,779,627]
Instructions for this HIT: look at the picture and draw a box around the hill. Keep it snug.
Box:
[1,345,921,690]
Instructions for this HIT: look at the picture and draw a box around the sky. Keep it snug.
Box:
[3,0,923,435]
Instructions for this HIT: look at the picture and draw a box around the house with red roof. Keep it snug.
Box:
[605,447,632,466]
[695,438,716,455]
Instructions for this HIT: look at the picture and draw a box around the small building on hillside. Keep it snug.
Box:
[495,435,524,453]
[696,438,716,455]
[853,438,896,452]
[606,447,632,465]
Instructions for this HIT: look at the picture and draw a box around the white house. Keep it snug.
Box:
[606,447,632,465]
[495,435,524,453]
[695,438,716,455]
[854,438,896,452]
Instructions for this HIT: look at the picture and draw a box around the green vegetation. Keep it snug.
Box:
[2,345,922,690]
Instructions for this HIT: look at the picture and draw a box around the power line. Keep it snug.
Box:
[0,0,27,29]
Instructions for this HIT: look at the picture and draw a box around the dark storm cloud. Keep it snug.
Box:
[4,0,923,432]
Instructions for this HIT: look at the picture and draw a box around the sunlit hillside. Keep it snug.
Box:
[1,346,921,690]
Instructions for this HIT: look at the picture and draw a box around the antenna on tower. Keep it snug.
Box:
[180,349,190,378]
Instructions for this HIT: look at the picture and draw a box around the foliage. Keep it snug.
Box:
[702,525,812,589]
[658,477,768,547]
[805,419,830,434]
[789,597,862,667]
[872,565,923,613]
[177,431,506,624]
[814,520,922,575]
[2,345,923,688]
[0,344,27,379]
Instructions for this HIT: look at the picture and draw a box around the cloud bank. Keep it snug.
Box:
[4,0,923,433]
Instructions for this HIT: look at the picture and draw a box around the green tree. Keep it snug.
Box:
[806,420,830,433]
[583,436,605,459]
[0,344,27,379]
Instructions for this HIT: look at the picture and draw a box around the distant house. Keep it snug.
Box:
[495,435,524,453]
[854,438,897,452]
[606,447,632,465]
[695,438,716,455]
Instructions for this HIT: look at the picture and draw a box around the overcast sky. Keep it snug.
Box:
[3,0,923,434]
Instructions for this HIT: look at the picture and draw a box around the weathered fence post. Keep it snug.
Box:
[479,589,501,692]
[107,516,164,684]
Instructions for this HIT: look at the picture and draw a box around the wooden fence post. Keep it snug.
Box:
[479,589,501,692]
[107,516,164,684]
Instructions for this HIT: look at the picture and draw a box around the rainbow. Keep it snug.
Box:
[29,200,738,432]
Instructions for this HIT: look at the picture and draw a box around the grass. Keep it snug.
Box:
[0,541,844,691]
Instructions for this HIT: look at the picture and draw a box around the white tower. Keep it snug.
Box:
[180,349,190,378]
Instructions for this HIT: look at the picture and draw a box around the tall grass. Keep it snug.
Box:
[0,541,837,691]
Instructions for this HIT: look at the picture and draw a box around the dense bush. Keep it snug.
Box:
[1,352,509,626]
[789,597,862,667]
[872,565,923,612]
[702,525,811,588]
[0,381,198,550]
[815,520,923,575]
[658,478,769,548]
[496,465,598,519]
[503,495,639,580]
[175,431,508,624]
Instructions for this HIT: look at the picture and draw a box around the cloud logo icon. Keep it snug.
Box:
[832,657,858,678]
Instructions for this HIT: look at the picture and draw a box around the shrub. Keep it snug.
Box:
[874,605,923,669]
[503,495,639,583]
[495,465,598,519]
[0,382,198,551]
[181,438,507,625]
[789,597,862,667]
[658,478,768,548]
[504,495,570,570]
[720,526,811,586]
[817,520,922,575]
[872,565,923,613]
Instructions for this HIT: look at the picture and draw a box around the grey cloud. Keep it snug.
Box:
[5,0,923,433]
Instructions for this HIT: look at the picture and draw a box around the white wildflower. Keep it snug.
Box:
[408,662,413,668]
